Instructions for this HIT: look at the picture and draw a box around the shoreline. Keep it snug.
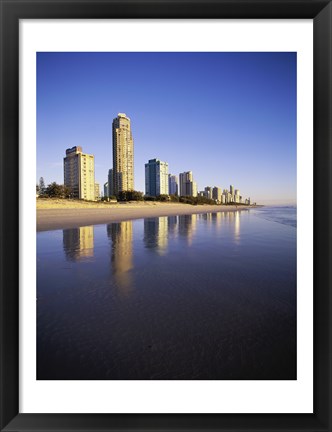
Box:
[37,201,257,232]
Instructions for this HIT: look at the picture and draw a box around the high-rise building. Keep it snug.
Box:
[204,186,213,199]
[94,183,100,201]
[104,182,109,198]
[235,189,240,203]
[108,169,114,197]
[112,113,134,196]
[212,186,222,202]
[64,146,95,200]
[191,181,198,197]
[145,158,169,196]
[168,174,178,196]
[222,188,232,204]
[179,171,197,197]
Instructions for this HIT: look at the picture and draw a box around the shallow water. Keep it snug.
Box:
[37,209,296,380]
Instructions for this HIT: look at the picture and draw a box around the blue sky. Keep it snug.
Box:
[37,52,296,204]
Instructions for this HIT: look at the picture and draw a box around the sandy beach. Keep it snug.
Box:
[37,199,252,232]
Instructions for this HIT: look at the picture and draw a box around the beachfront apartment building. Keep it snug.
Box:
[112,113,134,196]
[222,188,231,204]
[168,174,178,196]
[108,169,114,197]
[212,186,222,202]
[94,183,100,201]
[145,158,169,196]
[179,171,197,197]
[204,186,213,200]
[104,182,109,198]
[235,189,241,203]
[64,146,95,201]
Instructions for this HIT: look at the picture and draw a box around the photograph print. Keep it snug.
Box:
[36,52,297,380]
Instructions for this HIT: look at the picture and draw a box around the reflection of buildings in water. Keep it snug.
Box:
[63,226,94,261]
[167,216,178,237]
[234,211,240,242]
[198,213,212,232]
[210,212,223,229]
[202,210,240,240]
[144,217,168,254]
[221,210,241,242]
[107,221,133,292]
[216,212,223,227]
[178,214,198,245]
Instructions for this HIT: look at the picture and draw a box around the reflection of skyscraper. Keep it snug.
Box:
[107,221,133,292]
[178,214,197,245]
[216,212,222,227]
[210,212,223,231]
[144,217,168,254]
[167,216,178,237]
[63,226,94,261]
[112,113,134,196]
[234,211,240,242]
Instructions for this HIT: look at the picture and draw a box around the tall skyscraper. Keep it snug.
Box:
[235,189,240,203]
[223,188,231,204]
[64,146,95,200]
[112,113,134,196]
[108,169,114,197]
[94,183,100,200]
[212,186,222,202]
[179,171,197,197]
[104,182,109,198]
[145,158,169,196]
[168,174,178,196]
[204,186,213,199]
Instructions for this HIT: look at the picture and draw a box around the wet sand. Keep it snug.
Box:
[37,202,251,232]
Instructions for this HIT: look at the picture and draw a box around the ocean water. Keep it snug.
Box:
[251,205,297,228]
[37,207,296,380]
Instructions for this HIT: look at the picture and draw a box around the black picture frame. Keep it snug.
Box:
[1,0,331,431]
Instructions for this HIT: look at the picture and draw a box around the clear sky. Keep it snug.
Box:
[37,52,296,204]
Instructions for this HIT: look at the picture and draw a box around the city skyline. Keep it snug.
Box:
[37,52,297,204]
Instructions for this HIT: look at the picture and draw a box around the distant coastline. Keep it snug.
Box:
[37,199,260,232]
